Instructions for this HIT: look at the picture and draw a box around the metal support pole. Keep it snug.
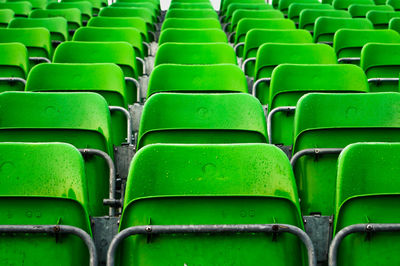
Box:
[109,106,133,145]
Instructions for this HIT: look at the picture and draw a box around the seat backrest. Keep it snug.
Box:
[230,9,283,32]
[334,142,400,266]
[47,1,92,21]
[8,0,46,9]
[154,43,237,66]
[165,8,218,19]
[148,64,248,97]
[279,0,319,15]
[221,0,266,16]
[0,2,32,17]
[0,142,92,265]
[293,92,400,216]
[158,28,227,44]
[299,9,351,31]
[169,2,213,9]
[349,4,393,18]
[269,64,368,146]
[367,10,400,29]
[0,91,113,216]
[389,16,400,32]
[137,93,268,149]
[0,9,14,27]
[119,143,305,265]
[161,18,221,30]
[98,7,155,29]
[224,2,270,23]
[333,0,374,10]
[313,17,373,43]
[0,42,29,92]
[29,8,82,30]
[288,3,333,23]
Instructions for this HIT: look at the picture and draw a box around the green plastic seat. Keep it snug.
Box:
[169,2,213,9]
[99,7,156,31]
[349,4,394,18]
[161,18,221,30]
[0,28,52,66]
[279,0,319,16]
[389,16,400,32]
[333,142,400,266]
[229,9,284,33]
[0,42,28,92]
[7,0,46,9]
[111,2,159,17]
[242,29,313,76]
[234,18,296,56]
[154,43,236,66]
[164,8,218,19]
[63,0,102,15]
[158,28,227,44]
[299,9,351,31]
[220,0,265,17]
[0,2,31,17]
[29,8,82,33]
[137,93,267,149]
[47,1,92,22]
[268,64,367,146]
[333,0,374,10]
[223,3,271,23]
[334,29,400,65]
[288,3,333,23]
[119,143,306,265]
[253,43,337,105]
[360,43,400,92]
[87,16,149,42]
[388,0,400,10]
[9,17,68,45]
[367,10,400,28]
[0,9,14,27]
[313,17,373,44]
[292,92,400,216]
[0,142,92,265]
[73,26,145,59]
[148,64,248,97]
[0,91,114,216]
[118,0,159,10]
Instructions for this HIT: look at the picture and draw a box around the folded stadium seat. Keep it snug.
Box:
[0,28,52,66]
[29,8,82,37]
[331,143,400,266]
[147,64,248,97]
[47,1,92,23]
[8,17,68,47]
[299,9,351,32]
[222,3,271,24]
[72,27,147,74]
[233,18,296,56]
[366,10,400,28]
[349,4,394,18]
[253,43,337,106]
[165,8,218,20]
[154,43,237,66]
[26,63,131,146]
[0,142,93,265]
[313,17,374,44]
[268,64,368,148]
[292,92,400,217]
[228,9,284,34]
[121,0,158,10]
[137,93,267,149]
[110,3,159,23]
[114,143,310,265]
[7,0,45,9]
[0,91,114,216]
[279,0,319,16]
[242,29,312,77]
[288,3,333,24]
[389,16,400,31]
[333,29,400,64]
[0,2,31,17]
[361,43,400,92]
[63,0,102,15]
[161,18,221,30]
[0,43,28,92]
[99,7,157,32]
[220,0,266,17]
[169,2,213,9]
[0,9,14,27]
[332,0,375,10]
[388,0,400,10]
[158,28,227,44]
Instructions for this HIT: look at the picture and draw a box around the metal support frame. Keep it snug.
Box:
[290,148,344,168]
[0,224,97,266]
[223,22,231,32]
[135,57,146,76]
[267,106,296,144]
[219,15,226,23]
[234,42,244,55]
[106,224,317,266]
[148,31,156,42]
[367,77,399,85]
[0,77,26,85]
[337,57,360,63]
[317,41,333,46]
[252,77,271,97]
[78,148,119,216]
[328,223,400,266]
[228,31,235,42]
[142,41,151,56]
[29,57,51,63]
[125,77,141,103]
[109,106,133,145]
[241,57,256,73]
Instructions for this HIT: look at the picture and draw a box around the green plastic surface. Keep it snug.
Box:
[389,16,400,32]
[99,6,156,31]
[119,143,305,265]
[224,3,270,23]
[161,18,221,30]
[333,0,374,10]
[293,92,400,215]
[230,9,283,32]
[299,9,351,31]
[47,1,92,21]
[388,0,400,10]
[0,91,114,216]
[29,8,82,31]
[366,10,400,28]
[0,42,28,92]
[0,9,14,27]
[7,0,46,9]
[169,2,213,9]
[349,4,393,18]
[0,2,32,17]
[165,8,218,19]
[288,3,333,23]
[269,64,368,146]
[220,0,265,16]
[63,0,102,14]
[147,64,248,96]
[137,93,267,149]
[158,28,227,44]
[111,2,158,17]
[279,0,319,16]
